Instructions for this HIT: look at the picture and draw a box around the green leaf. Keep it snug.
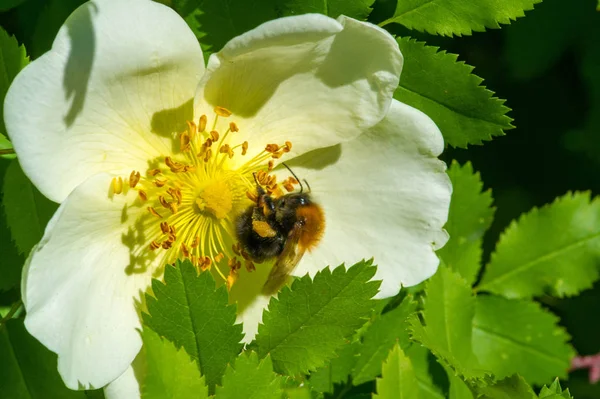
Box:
[143,260,243,392]
[309,341,359,394]
[437,161,495,283]
[538,378,573,399]
[394,37,513,148]
[171,0,277,54]
[275,0,375,20]
[0,26,29,135]
[476,375,536,399]
[444,365,474,399]
[351,296,418,385]
[472,295,573,385]
[256,261,380,375]
[0,133,16,160]
[0,319,86,398]
[140,328,208,399]
[409,267,485,380]
[381,0,541,36]
[0,158,24,292]
[405,345,445,399]
[374,344,419,399]
[479,192,600,298]
[215,352,282,399]
[3,160,58,255]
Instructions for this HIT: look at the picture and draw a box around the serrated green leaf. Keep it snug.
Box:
[352,296,418,385]
[438,162,495,283]
[140,328,208,399]
[374,344,419,399]
[444,365,474,399]
[309,341,359,394]
[538,378,573,399]
[0,158,24,291]
[215,352,282,399]
[409,267,485,380]
[405,345,446,399]
[394,37,513,148]
[472,295,573,385]
[0,26,29,135]
[143,260,243,392]
[256,261,380,375]
[479,192,600,298]
[3,160,58,255]
[275,0,375,20]
[381,0,541,36]
[0,319,86,398]
[476,374,537,399]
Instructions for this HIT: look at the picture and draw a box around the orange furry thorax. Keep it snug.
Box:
[296,204,325,251]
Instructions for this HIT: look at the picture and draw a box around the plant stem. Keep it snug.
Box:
[0,300,23,328]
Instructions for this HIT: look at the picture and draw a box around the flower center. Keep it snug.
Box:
[110,106,299,286]
[196,180,232,219]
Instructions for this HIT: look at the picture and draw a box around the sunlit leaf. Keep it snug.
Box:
[309,341,359,394]
[215,352,282,399]
[382,0,541,36]
[143,260,243,392]
[473,295,574,384]
[352,296,418,385]
[479,192,600,298]
[394,37,513,148]
[476,374,537,399]
[409,267,486,380]
[256,261,379,375]
[141,328,208,399]
[374,344,419,399]
[437,161,494,283]
[538,378,573,399]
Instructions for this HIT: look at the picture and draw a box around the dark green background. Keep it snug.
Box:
[1,0,599,397]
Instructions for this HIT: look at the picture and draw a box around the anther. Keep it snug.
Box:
[285,141,292,151]
[160,222,170,234]
[147,207,163,219]
[112,177,123,195]
[241,141,248,156]
[200,257,212,271]
[180,132,191,152]
[154,179,167,187]
[203,149,212,162]
[159,196,170,209]
[229,122,239,132]
[191,236,199,248]
[226,270,238,290]
[265,144,279,153]
[246,191,258,203]
[271,152,283,159]
[129,171,141,188]
[268,160,274,170]
[214,106,232,117]
[245,260,256,272]
[284,182,294,192]
[199,115,207,132]
[169,202,178,214]
[149,169,161,176]
[214,253,224,263]
[149,241,160,250]
[181,243,190,258]
[138,190,147,201]
[210,130,219,141]
[162,240,173,250]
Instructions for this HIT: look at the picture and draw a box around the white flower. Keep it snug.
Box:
[4,0,451,392]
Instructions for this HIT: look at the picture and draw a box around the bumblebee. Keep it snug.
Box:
[236,165,325,295]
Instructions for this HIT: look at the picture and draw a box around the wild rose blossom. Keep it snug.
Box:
[4,0,451,391]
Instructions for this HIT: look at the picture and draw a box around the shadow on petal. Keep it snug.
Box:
[63,2,97,127]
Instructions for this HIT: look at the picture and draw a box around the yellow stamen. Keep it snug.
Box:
[214,106,232,117]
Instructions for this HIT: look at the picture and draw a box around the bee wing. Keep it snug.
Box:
[262,221,306,295]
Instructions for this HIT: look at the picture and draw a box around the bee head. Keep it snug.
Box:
[274,193,312,231]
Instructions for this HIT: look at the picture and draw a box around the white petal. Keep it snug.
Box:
[4,0,203,203]
[22,173,153,389]
[285,100,451,298]
[194,14,402,166]
[104,366,140,399]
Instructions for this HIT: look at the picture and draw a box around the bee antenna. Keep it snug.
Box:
[303,179,311,193]
[252,172,260,186]
[282,163,304,193]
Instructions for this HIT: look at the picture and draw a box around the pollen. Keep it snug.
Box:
[109,105,297,286]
